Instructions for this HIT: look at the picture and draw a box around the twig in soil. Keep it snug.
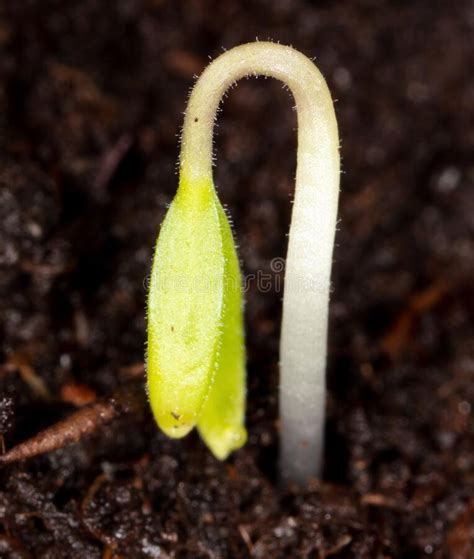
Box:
[238,525,254,553]
[381,279,450,359]
[81,473,108,515]
[94,134,132,195]
[0,382,143,464]
[0,402,115,464]
[19,259,75,278]
[81,473,111,545]
[321,534,352,557]
[60,381,97,406]
[6,351,52,401]
[360,492,401,509]
[119,362,145,379]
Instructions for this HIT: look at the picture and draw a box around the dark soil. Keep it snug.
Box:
[1,1,474,557]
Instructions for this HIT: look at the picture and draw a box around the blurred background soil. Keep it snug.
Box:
[1,1,474,557]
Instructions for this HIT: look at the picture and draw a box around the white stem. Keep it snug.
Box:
[181,42,340,485]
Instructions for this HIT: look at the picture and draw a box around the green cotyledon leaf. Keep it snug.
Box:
[147,175,246,459]
[197,202,247,459]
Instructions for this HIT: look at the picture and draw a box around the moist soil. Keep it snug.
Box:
[1,1,474,558]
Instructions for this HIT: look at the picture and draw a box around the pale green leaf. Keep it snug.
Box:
[147,177,246,458]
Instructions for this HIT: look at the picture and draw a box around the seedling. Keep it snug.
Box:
[147,42,340,485]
